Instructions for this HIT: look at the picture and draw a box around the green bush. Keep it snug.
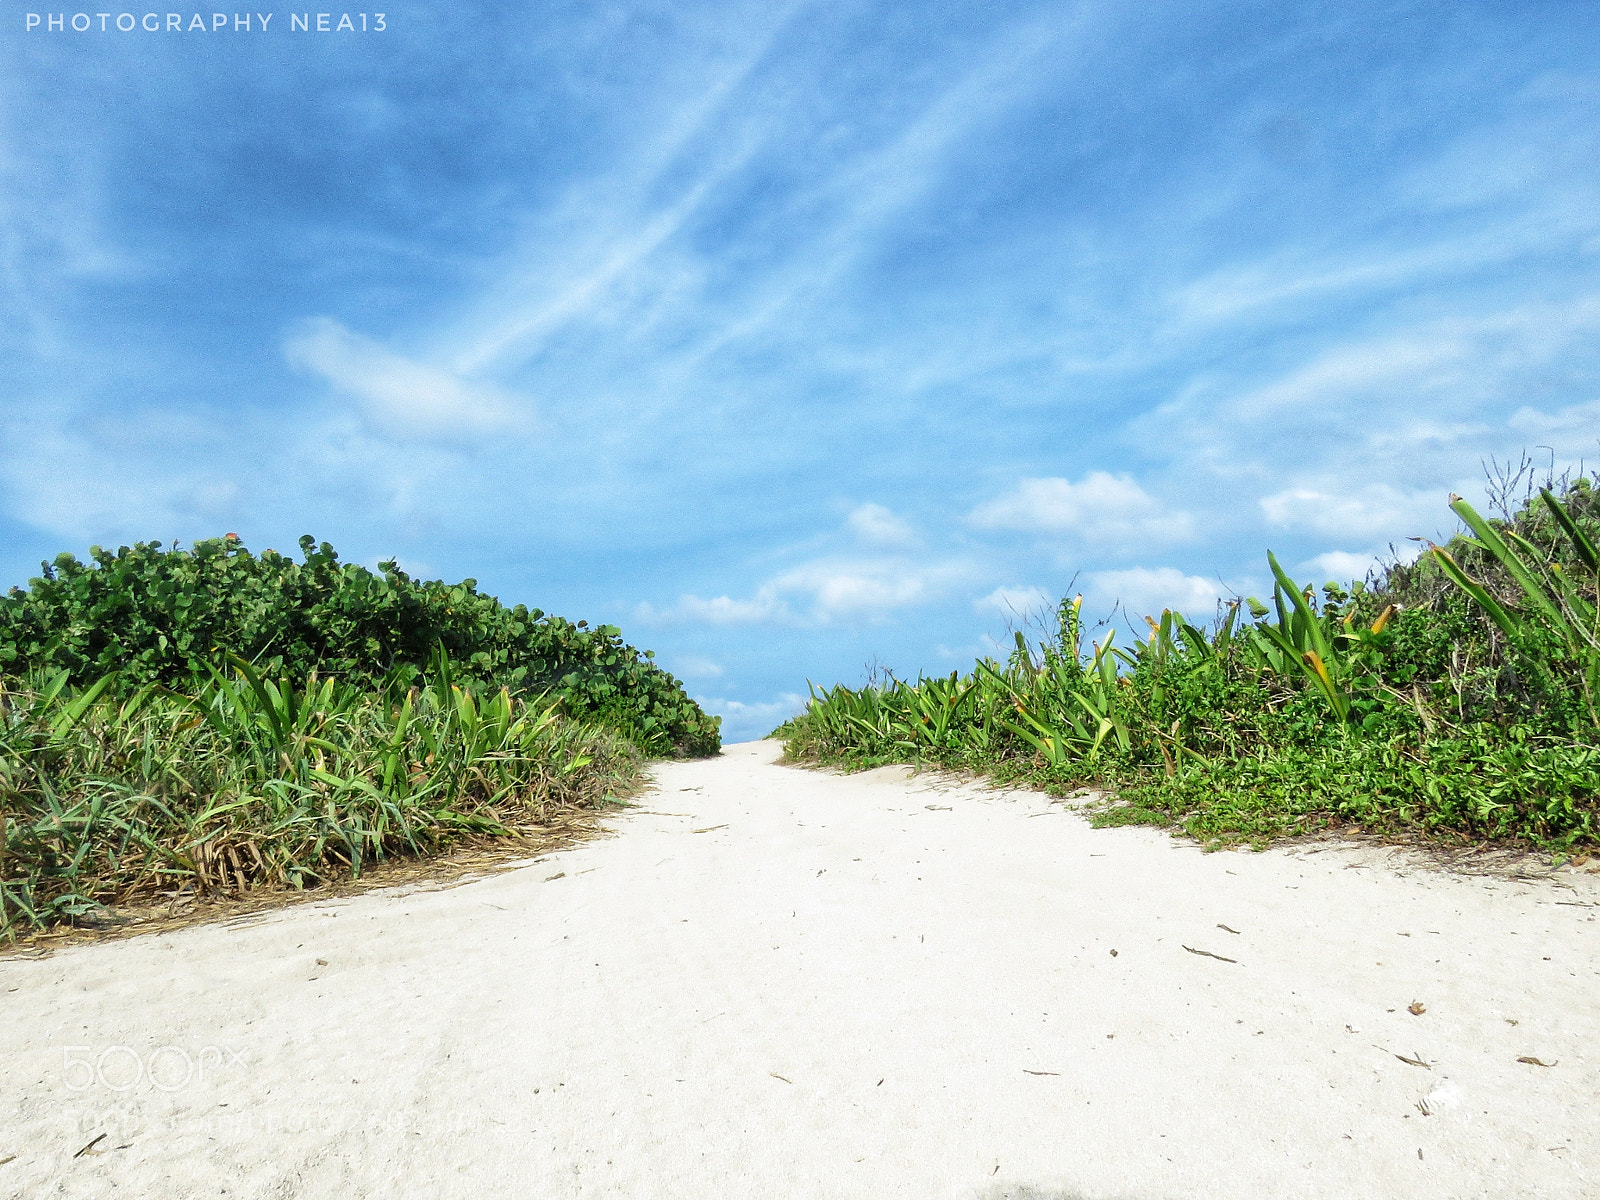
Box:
[1,658,644,936]
[780,473,1600,852]
[0,535,719,757]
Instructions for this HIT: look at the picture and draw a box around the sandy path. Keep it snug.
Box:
[4,739,1598,1199]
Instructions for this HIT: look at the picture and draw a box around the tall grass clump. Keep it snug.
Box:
[0,534,719,756]
[1,651,642,938]
[780,470,1600,852]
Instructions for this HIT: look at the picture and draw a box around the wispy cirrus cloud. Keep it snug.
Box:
[439,1,812,378]
[421,3,1088,428]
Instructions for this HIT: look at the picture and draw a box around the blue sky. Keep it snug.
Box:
[3,1,1599,740]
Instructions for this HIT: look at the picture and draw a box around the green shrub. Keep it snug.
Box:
[0,535,719,757]
[780,473,1600,852]
[0,659,644,936]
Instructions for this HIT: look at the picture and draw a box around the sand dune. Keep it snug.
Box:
[4,739,1598,1199]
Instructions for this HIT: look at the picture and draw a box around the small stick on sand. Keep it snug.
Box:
[1377,1048,1432,1069]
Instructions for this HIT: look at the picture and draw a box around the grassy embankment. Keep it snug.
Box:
[0,536,720,937]
[779,475,1600,855]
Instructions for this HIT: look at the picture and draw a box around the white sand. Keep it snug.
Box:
[4,738,1599,1199]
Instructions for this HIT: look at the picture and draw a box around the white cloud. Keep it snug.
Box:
[637,553,972,627]
[935,633,1010,662]
[1301,543,1424,584]
[1259,484,1443,541]
[1302,550,1387,583]
[641,492,975,626]
[969,472,1193,545]
[0,401,244,541]
[1367,420,1495,449]
[772,556,965,620]
[669,655,724,680]
[286,318,523,439]
[1085,567,1229,622]
[779,564,921,617]
[847,503,918,546]
[635,591,787,626]
[973,584,1054,618]
[0,391,495,549]
[1508,396,1600,460]
[634,496,972,627]
[1137,298,1600,497]
[698,692,807,743]
[1236,301,1600,431]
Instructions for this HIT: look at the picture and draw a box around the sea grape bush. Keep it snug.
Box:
[0,535,719,757]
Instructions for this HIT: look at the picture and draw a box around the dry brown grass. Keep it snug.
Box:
[1,806,623,957]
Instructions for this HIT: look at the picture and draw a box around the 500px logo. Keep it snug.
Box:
[61,1045,246,1093]
[24,11,388,31]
